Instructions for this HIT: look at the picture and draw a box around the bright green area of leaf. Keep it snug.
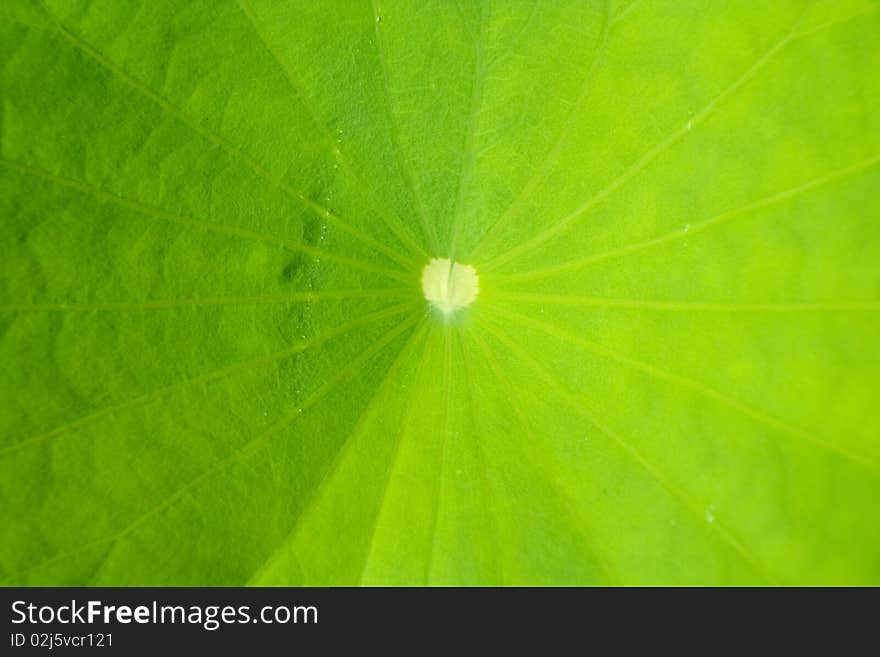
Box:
[1,0,879,585]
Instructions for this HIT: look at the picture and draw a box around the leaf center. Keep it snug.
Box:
[421,257,479,315]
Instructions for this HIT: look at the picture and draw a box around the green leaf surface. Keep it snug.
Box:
[2,0,879,585]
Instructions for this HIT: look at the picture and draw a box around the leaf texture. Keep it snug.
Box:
[1,0,879,585]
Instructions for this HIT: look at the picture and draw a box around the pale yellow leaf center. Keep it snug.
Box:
[421,257,479,315]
